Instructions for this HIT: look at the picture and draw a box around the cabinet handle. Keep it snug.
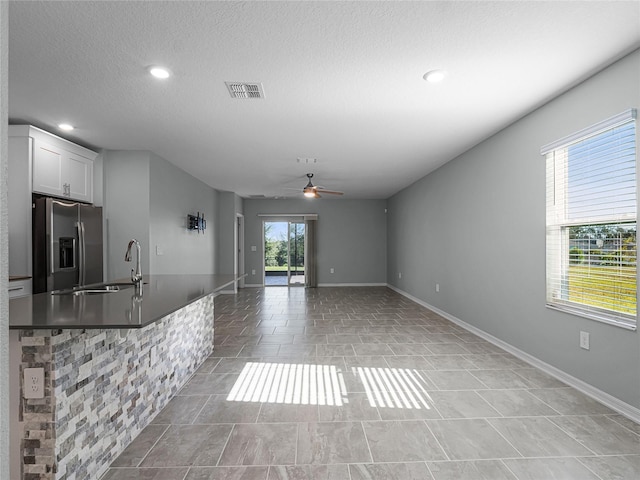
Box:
[9,286,24,292]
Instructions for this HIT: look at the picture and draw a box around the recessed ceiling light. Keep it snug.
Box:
[423,70,446,83]
[149,66,171,79]
[58,123,74,131]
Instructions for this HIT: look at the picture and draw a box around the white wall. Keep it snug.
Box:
[244,198,387,285]
[149,152,217,274]
[387,49,640,411]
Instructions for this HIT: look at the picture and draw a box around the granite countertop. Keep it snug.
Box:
[9,274,240,330]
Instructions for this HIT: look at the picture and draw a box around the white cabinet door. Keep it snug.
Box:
[32,139,94,202]
[64,152,93,202]
[32,140,64,197]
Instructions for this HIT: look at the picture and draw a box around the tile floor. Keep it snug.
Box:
[102,286,640,480]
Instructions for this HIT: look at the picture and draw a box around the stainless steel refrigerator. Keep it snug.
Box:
[32,195,103,293]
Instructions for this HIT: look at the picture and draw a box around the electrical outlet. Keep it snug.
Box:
[580,331,590,350]
[330,268,335,274]
[156,245,164,256]
[398,272,402,279]
[252,269,256,275]
[23,367,44,399]
[436,283,440,293]
[251,245,257,252]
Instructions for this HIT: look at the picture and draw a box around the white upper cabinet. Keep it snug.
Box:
[32,139,93,202]
[8,126,98,277]
[11,125,97,203]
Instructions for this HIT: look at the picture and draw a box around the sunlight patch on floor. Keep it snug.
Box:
[227,362,348,406]
[354,366,433,409]
[226,361,433,410]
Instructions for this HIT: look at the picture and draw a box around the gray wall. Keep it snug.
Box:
[387,49,640,409]
[104,150,218,280]
[1,0,10,475]
[103,151,151,281]
[149,152,217,274]
[244,198,387,285]
[217,191,243,275]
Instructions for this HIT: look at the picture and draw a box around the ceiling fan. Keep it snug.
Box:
[302,173,344,198]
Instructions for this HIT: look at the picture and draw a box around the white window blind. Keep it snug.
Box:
[543,109,637,329]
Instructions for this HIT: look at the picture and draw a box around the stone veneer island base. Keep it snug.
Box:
[11,291,216,479]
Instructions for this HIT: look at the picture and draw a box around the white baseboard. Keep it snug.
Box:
[387,284,640,424]
[243,283,263,288]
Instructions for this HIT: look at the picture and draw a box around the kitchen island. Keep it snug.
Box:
[9,274,240,480]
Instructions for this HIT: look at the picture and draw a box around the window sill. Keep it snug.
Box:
[546,303,637,331]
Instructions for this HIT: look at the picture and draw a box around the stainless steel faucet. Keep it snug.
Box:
[125,239,143,292]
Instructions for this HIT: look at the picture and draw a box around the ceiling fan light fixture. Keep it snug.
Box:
[300,173,342,198]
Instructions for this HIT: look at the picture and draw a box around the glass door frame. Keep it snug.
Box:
[263,220,306,287]
[288,221,305,286]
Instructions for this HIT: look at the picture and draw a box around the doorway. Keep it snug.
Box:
[264,221,305,286]
[235,214,245,290]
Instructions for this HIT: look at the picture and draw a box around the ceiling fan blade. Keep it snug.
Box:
[298,174,343,198]
[315,188,343,195]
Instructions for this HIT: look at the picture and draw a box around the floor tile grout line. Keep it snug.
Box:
[135,424,171,468]
[180,466,190,480]
[543,415,601,457]
[420,419,451,462]
[191,394,213,425]
[482,417,526,460]
[499,458,522,480]
[606,413,640,437]
[526,389,575,416]
[359,420,376,464]
[294,422,299,465]
[214,423,237,467]
[574,456,609,480]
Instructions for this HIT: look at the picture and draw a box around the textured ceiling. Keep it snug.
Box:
[8,1,640,199]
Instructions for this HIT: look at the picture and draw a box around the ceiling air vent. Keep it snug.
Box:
[226,82,264,99]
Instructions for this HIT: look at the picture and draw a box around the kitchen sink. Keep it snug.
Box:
[51,282,137,295]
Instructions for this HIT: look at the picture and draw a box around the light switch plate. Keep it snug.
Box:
[580,331,590,350]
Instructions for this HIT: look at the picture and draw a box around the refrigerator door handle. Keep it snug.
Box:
[47,232,53,276]
[77,221,86,286]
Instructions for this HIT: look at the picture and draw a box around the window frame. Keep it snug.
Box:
[542,109,638,330]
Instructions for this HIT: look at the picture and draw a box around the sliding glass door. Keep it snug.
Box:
[288,222,305,285]
[264,221,305,286]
